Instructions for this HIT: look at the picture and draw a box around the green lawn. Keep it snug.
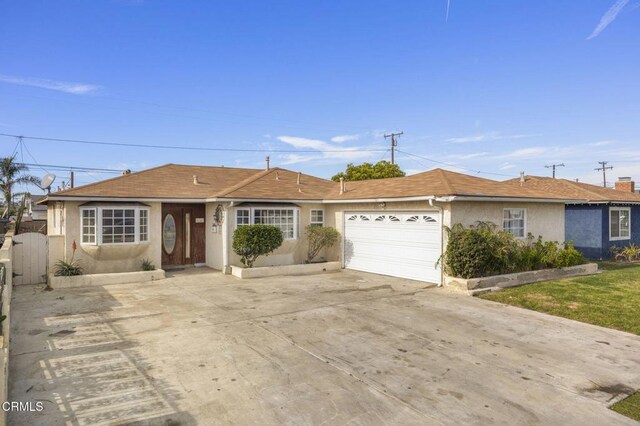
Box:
[481,262,640,335]
[611,392,640,422]
[481,262,640,422]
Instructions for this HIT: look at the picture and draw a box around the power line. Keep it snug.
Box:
[395,149,516,178]
[0,89,371,133]
[16,162,124,174]
[0,132,387,154]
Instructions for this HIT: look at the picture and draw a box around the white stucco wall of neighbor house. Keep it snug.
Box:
[48,201,162,275]
[449,201,566,243]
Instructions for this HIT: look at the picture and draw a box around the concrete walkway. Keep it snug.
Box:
[8,269,640,425]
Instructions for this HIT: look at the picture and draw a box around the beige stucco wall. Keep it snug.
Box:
[48,201,162,275]
[205,202,226,270]
[226,203,338,268]
[449,201,565,243]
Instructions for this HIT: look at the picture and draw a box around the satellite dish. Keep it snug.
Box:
[40,173,56,192]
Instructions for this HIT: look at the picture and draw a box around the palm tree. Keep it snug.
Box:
[0,156,40,218]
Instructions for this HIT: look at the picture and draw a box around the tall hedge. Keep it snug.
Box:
[232,225,284,268]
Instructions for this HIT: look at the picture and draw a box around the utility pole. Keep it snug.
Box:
[384,131,403,165]
[595,161,613,188]
[544,163,565,178]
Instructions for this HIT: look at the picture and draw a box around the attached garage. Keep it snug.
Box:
[343,211,442,284]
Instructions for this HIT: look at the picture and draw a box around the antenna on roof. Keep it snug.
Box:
[39,173,56,194]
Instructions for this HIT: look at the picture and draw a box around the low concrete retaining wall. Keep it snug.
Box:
[444,263,599,296]
[49,269,165,289]
[231,261,342,279]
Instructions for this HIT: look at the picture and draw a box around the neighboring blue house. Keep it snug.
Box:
[503,176,640,259]
[565,204,639,259]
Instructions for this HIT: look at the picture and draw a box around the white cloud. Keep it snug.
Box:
[499,147,549,160]
[277,136,331,151]
[276,134,378,166]
[589,140,615,146]
[0,74,98,94]
[447,152,488,160]
[587,0,630,40]
[499,162,516,170]
[404,168,424,176]
[445,131,534,144]
[331,134,361,143]
[279,153,319,165]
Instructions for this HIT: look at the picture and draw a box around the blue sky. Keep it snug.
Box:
[1,1,639,191]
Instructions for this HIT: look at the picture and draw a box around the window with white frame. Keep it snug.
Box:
[610,207,630,240]
[81,209,96,244]
[310,209,324,227]
[503,208,526,238]
[80,206,150,245]
[236,209,250,226]
[235,207,299,239]
[139,209,149,242]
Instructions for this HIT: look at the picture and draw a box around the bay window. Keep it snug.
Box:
[80,206,150,245]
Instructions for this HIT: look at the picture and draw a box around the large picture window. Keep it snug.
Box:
[80,206,150,245]
[503,208,526,238]
[610,207,630,240]
[235,207,299,239]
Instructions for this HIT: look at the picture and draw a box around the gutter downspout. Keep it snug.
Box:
[429,198,445,287]
[222,201,234,274]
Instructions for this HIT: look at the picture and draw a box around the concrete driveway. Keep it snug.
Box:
[8,269,640,425]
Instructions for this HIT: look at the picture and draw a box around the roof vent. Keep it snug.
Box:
[266,156,270,171]
[297,172,301,185]
[520,172,525,186]
[275,171,279,180]
[339,177,345,195]
[193,175,200,185]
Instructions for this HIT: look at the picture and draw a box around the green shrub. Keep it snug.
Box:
[53,260,83,277]
[439,222,585,279]
[141,258,155,271]
[232,225,284,268]
[305,225,339,262]
[612,244,640,262]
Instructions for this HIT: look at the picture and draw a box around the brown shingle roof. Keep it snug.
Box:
[51,164,261,199]
[326,168,571,200]
[216,168,335,200]
[50,163,628,203]
[49,164,335,201]
[501,176,640,203]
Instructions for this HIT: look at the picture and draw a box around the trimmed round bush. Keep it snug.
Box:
[232,225,284,268]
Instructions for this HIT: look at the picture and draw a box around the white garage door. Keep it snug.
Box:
[344,211,442,283]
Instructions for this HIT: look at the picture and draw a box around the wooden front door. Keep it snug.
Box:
[161,204,206,267]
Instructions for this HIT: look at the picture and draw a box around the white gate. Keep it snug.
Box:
[13,232,48,285]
